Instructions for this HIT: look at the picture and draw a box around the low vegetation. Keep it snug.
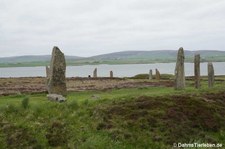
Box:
[0,78,225,148]
[131,73,174,80]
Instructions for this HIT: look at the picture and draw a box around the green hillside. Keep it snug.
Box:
[0,78,225,148]
[0,55,83,63]
[0,50,225,67]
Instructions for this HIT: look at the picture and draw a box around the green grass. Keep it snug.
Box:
[0,79,225,148]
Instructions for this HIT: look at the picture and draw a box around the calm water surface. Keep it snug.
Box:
[0,62,225,78]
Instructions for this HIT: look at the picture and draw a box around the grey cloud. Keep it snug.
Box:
[0,0,225,57]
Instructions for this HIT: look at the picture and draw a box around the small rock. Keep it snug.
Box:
[47,94,66,102]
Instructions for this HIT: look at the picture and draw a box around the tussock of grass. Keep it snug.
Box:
[131,73,174,80]
[21,96,29,109]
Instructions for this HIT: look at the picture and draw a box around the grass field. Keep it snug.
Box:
[0,78,225,148]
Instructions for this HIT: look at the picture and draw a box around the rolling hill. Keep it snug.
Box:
[0,55,83,63]
[0,50,225,67]
[89,50,225,60]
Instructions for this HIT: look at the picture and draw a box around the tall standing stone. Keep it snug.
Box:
[174,47,185,90]
[46,65,50,85]
[93,68,97,78]
[110,71,113,78]
[208,62,214,88]
[194,54,200,89]
[155,69,160,80]
[47,46,67,96]
[149,69,153,80]
[46,66,50,78]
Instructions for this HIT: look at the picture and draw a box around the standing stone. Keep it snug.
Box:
[194,54,200,89]
[155,69,160,80]
[47,46,67,96]
[208,62,214,88]
[46,66,50,78]
[93,68,97,78]
[149,69,153,80]
[110,71,113,78]
[46,65,50,85]
[174,47,185,90]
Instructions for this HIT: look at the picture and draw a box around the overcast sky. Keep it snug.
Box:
[0,0,225,57]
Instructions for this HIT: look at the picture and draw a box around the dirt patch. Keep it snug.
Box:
[94,92,225,144]
[0,77,173,95]
[0,77,47,96]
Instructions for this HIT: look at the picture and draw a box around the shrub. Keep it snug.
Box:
[160,74,174,80]
[131,74,149,79]
[67,100,79,109]
[46,121,68,146]
[83,99,89,106]
[21,97,29,109]
[5,104,19,114]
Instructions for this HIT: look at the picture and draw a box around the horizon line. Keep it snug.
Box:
[0,49,223,58]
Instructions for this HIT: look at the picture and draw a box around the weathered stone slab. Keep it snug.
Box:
[93,68,97,78]
[47,46,67,96]
[46,66,50,85]
[208,62,214,88]
[110,71,113,78]
[47,94,66,102]
[149,69,153,80]
[155,69,160,80]
[194,54,200,89]
[174,47,185,90]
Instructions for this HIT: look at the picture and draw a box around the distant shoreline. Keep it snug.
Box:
[1,60,225,68]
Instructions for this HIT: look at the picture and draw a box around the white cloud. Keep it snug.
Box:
[0,0,225,57]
